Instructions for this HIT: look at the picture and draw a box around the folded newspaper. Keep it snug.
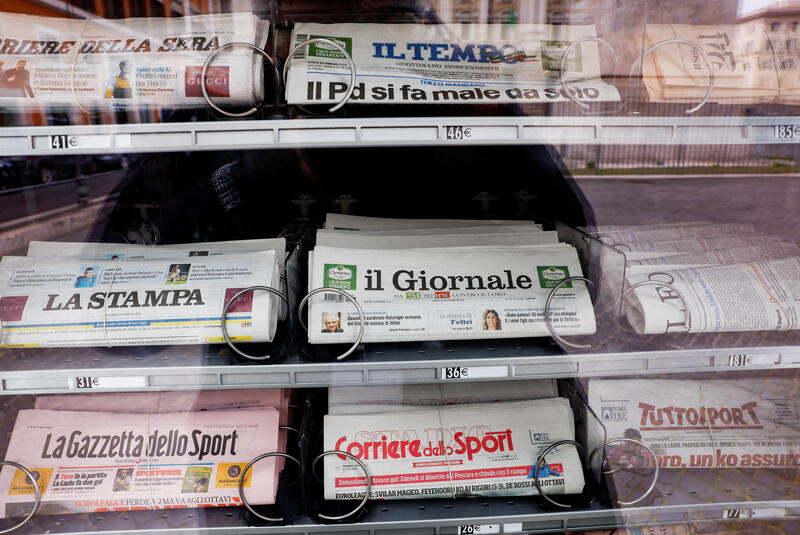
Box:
[0,408,279,517]
[26,238,289,320]
[286,23,620,105]
[324,399,584,499]
[325,214,541,232]
[0,11,268,109]
[308,244,595,343]
[623,256,800,334]
[0,252,279,347]
[328,379,558,408]
[589,378,800,469]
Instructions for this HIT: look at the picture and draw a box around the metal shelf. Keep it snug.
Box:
[1,116,800,156]
[1,341,799,394]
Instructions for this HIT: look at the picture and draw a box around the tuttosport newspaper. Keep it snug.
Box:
[324,399,583,500]
[623,256,800,334]
[589,378,800,469]
[307,244,595,343]
[26,238,289,320]
[328,379,558,409]
[285,23,620,105]
[0,252,279,347]
[0,408,279,517]
[0,11,268,109]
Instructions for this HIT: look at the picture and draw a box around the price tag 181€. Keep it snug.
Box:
[441,366,507,380]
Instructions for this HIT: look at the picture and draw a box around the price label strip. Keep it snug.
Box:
[441,366,508,380]
[775,125,800,139]
[723,507,785,519]
[459,524,500,535]
[716,353,780,368]
[72,375,147,390]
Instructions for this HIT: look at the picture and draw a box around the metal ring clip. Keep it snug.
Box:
[312,450,371,521]
[533,440,586,509]
[544,276,595,350]
[283,38,357,113]
[0,461,41,534]
[201,42,276,118]
[298,287,366,361]
[587,438,659,506]
[238,452,301,522]
[630,39,716,114]
[221,286,288,361]
[559,37,619,111]
[617,279,692,332]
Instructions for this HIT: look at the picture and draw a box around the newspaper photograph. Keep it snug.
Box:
[0,408,279,517]
[623,256,800,334]
[589,378,800,469]
[328,379,558,408]
[0,252,279,347]
[0,11,268,109]
[286,23,620,105]
[308,245,595,344]
[323,399,584,499]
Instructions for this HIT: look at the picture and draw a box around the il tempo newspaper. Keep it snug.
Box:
[0,252,279,348]
[324,399,583,499]
[623,256,800,334]
[589,378,800,469]
[286,23,620,105]
[307,245,595,344]
[0,409,279,518]
[0,11,267,109]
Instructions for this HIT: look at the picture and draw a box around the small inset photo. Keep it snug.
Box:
[166,263,191,284]
[482,309,502,331]
[113,468,132,492]
[75,266,99,288]
[182,466,212,494]
[189,251,209,257]
[106,254,125,260]
[321,311,343,333]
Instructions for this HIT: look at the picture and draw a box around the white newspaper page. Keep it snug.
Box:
[324,214,540,231]
[0,11,267,109]
[633,243,800,267]
[323,399,584,499]
[0,409,279,518]
[328,380,558,408]
[589,378,800,469]
[598,223,756,243]
[619,234,784,254]
[315,230,559,249]
[0,252,278,347]
[286,23,620,105]
[624,257,800,334]
[308,245,595,343]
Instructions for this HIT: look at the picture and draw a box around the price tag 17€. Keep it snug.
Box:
[441,366,507,380]
[459,525,500,535]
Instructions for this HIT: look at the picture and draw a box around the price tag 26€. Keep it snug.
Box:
[459,525,500,535]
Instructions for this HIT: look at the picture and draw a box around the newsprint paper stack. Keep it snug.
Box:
[308,214,596,344]
[589,378,800,470]
[582,221,800,335]
[286,23,620,105]
[325,381,584,500]
[0,388,290,517]
[0,11,269,109]
[0,239,287,348]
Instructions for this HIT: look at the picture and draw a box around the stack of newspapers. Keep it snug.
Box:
[589,377,800,470]
[307,214,596,344]
[0,239,287,348]
[0,11,269,109]
[286,23,621,105]
[324,380,585,499]
[0,389,291,517]
[583,221,800,335]
[642,21,800,105]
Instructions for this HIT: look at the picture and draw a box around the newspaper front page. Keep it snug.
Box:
[0,252,278,347]
[308,245,595,343]
[589,378,800,469]
[323,399,584,499]
[286,24,620,105]
[26,238,289,320]
[623,256,800,334]
[0,11,268,109]
[0,409,279,517]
